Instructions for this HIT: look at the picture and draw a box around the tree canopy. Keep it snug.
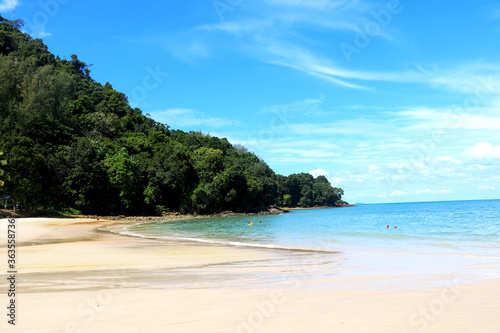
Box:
[0,16,346,215]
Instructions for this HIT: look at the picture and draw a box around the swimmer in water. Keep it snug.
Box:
[386,224,389,228]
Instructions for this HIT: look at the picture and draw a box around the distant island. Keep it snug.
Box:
[0,16,348,217]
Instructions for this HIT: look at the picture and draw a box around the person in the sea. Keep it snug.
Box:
[394,225,397,229]
[386,224,389,228]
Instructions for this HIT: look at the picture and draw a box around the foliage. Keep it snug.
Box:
[0,16,345,214]
[0,151,6,187]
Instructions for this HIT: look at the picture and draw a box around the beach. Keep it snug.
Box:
[1,217,500,332]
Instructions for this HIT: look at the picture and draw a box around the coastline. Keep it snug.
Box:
[282,204,356,211]
[1,202,357,221]
[1,217,499,332]
[0,205,292,221]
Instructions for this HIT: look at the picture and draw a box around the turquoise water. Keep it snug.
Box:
[120,199,500,257]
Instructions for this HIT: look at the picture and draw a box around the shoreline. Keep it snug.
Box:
[0,203,356,221]
[1,217,499,332]
[282,204,356,210]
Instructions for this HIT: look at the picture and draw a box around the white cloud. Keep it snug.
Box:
[369,164,378,171]
[435,156,463,164]
[31,27,52,39]
[269,148,339,158]
[394,106,500,133]
[154,108,235,128]
[390,188,451,197]
[264,0,343,10]
[286,119,393,137]
[426,65,500,94]
[261,98,325,116]
[463,142,500,159]
[0,0,19,12]
[199,20,273,35]
[171,41,210,59]
[390,190,406,197]
[330,177,345,184]
[479,185,496,191]
[309,169,329,178]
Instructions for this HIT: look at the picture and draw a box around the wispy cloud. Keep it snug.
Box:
[390,188,451,197]
[182,0,414,89]
[30,27,52,39]
[260,97,327,116]
[165,0,500,92]
[170,40,211,60]
[264,0,345,10]
[395,107,500,131]
[154,108,236,128]
[0,0,19,12]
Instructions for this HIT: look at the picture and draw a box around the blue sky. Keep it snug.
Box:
[3,0,500,203]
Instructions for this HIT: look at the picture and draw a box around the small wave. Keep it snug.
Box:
[116,230,340,254]
[339,232,419,240]
[430,243,462,250]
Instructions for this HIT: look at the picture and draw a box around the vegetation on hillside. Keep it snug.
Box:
[0,16,346,215]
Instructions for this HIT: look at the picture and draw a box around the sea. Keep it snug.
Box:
[107,199,500,287]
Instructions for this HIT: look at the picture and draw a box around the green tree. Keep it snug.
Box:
[58,138,117,214]
[0,135,46,211]
[106,152,143,213]
[191,147,224,184]
[0,151,6,187]
[144,141,196,212]
[282,194,292,206]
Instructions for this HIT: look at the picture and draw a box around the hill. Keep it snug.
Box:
[0,16,346,215]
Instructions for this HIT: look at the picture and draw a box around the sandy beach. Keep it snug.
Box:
[1,217,499,332]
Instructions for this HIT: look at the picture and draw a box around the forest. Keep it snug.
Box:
[0,16,346,215]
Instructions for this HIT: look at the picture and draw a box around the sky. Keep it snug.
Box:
[2,0,500,204]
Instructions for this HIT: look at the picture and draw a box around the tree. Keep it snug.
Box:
[57,138,117,214]
[191,147,224,184]
[106,152,143,213]
[144,141,196,212]
[0,135,46,212]
[282,194,292,206]
[0,151,6,187]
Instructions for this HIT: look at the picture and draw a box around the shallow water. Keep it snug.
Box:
[109,199,500,286]
[120,200,500,256]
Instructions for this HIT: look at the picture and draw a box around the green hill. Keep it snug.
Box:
[0,16,345,215]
